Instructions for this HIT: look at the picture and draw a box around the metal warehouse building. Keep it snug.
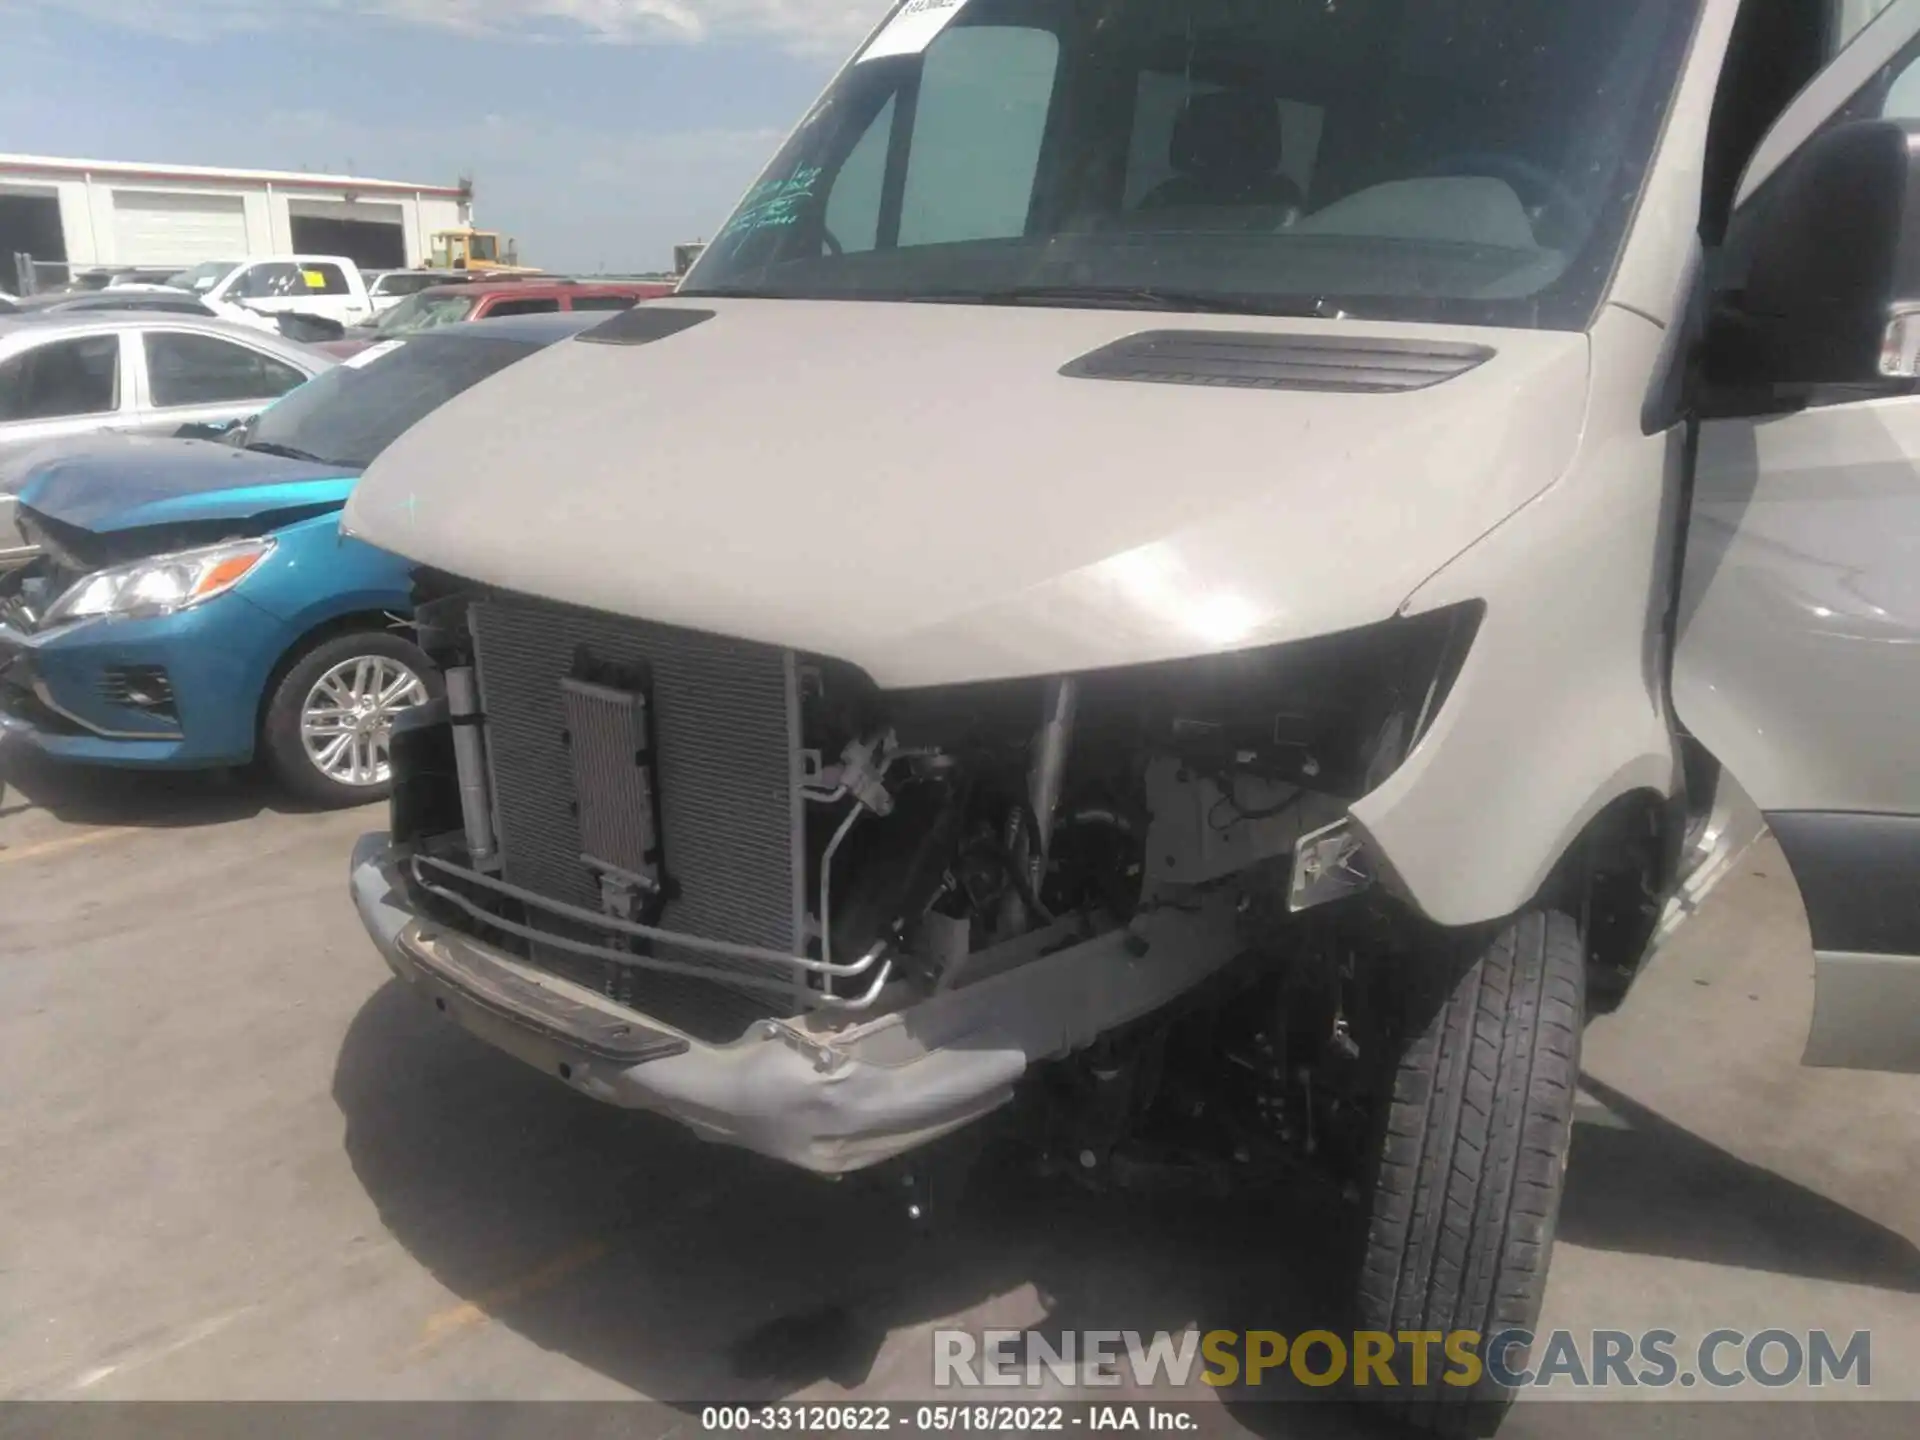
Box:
[0,154,471,285]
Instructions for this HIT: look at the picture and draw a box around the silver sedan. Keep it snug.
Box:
[0,310,334,567]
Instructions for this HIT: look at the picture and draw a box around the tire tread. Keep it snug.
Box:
[1356,910,1585,1434]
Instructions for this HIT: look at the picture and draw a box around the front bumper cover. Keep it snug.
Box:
[0,588,287,767]
[350,831,1244,1175]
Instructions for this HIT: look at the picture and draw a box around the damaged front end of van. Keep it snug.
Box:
[336,0,1814,1425]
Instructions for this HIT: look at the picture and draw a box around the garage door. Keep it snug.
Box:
[110,191,248,266]
[288,198,406,270]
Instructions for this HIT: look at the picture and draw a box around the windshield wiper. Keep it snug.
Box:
[674,286,812,302]
[676,283,1353,318]
[913,286,1353,318]
[244,441,330,464]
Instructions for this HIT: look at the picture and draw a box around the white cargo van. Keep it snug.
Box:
[339,0,1920,1422]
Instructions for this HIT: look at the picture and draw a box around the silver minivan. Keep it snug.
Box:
[0,311,331,566]
[341,0,1920,1423]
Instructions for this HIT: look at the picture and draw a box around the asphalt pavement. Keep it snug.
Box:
[1,751,1915,1437]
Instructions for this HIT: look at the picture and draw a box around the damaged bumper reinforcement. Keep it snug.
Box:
[350,830,1244,1175]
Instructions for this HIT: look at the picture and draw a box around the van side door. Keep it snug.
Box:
[1675,0,1920,1073]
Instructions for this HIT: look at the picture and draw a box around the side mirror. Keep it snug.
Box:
[1711,118,1920,388]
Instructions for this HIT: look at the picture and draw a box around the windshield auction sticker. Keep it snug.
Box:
[860,0,968,61]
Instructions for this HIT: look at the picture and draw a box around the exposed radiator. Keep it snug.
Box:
[469,596,806,1040]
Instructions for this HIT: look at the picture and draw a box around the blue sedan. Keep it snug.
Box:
[0,313,599,806]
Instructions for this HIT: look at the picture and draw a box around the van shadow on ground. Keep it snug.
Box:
[1562,1075,1920,1293]
[331,983,1920,1434]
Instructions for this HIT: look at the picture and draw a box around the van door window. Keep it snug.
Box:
[1835,0,1900,52]
[1699,0,1834,245]
[1704,2,1918,375]
[1728,12,1920,227]
[1879,53,1920,115]
[1833,17,1920,121]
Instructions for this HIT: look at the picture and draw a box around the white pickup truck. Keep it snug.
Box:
[161,256,374,331]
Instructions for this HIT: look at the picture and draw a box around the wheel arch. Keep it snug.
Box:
[252,607,418,744]
[1533,783,1680,1005]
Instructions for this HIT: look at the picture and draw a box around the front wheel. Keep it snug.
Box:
[1356,909,1585,1433]
[261,630,435,808]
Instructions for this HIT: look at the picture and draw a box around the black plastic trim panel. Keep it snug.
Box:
[576,306,715,347]
[1059,330,1495,393]
[1768,810,1920,957]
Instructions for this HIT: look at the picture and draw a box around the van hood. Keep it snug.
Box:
[346,299,1591,689]
[16,437,358,534]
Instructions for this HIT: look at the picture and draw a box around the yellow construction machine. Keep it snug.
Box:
[426,228,539,275]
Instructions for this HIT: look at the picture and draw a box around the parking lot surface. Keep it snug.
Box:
[2,753,1916,1435]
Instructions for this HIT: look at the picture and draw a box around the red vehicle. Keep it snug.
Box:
[318,278,674,358]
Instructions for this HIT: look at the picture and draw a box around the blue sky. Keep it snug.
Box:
[2,2,880,272]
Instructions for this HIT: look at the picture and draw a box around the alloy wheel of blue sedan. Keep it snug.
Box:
[299,654,428,787]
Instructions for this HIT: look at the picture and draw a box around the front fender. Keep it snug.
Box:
[240,511,414,635]
[220,513,414,730]
[1352,307,1680,927]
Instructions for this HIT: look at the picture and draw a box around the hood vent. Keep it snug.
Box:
[1060,330,1494,394]
[577,306,715,348]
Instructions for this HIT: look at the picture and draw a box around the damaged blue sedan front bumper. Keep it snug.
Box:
[0,593,285,768]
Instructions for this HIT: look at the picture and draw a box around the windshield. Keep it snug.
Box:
[373,291,477,336]
[374,273,436,298]
[687,0,1701,330]
[243,333,539,471]
[165,261,238,294]
[469,234,499,263]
